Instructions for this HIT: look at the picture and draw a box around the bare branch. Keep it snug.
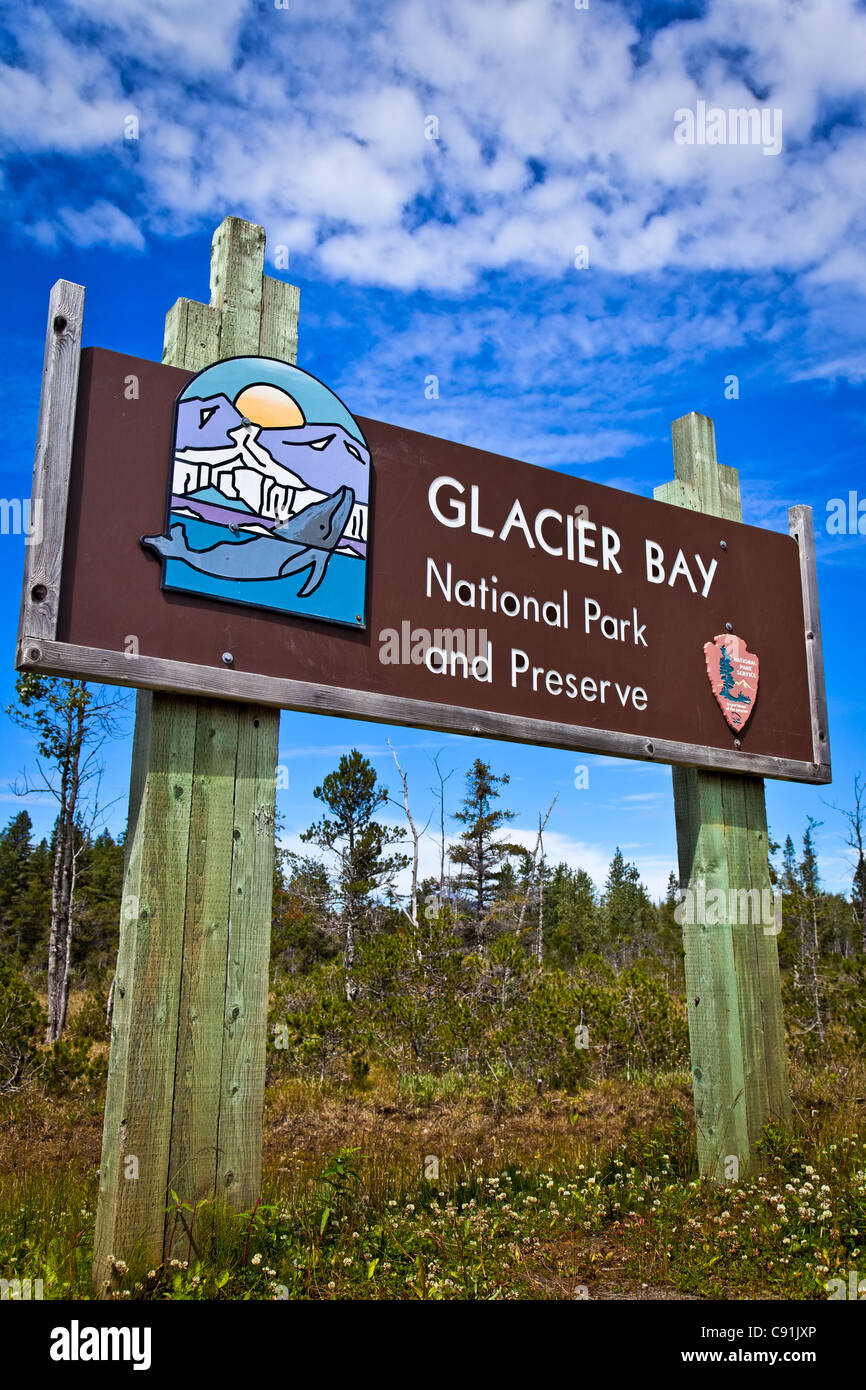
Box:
[389,741,420,929]
[516,794,559,941]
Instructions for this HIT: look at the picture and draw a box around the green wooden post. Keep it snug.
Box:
[93,218,299,1289]
[656,412,791,1183]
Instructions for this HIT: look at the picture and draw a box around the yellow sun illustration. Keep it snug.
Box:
[233,383,305,428]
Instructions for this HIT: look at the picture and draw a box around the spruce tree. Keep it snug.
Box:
[545,864,599,965]
[449,759,522,944]
[0,812,35,960]
[600,847,653,963]
[301,749,408,999]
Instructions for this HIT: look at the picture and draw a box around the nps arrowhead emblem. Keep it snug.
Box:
[704,634,759,734]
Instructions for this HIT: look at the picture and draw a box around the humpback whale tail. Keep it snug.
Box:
[141,522,189,561]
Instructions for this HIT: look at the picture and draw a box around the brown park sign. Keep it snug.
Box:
[18,345,830,784]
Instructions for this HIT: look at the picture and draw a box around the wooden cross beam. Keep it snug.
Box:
[656,412,791,1181]
[92,217,298,1289]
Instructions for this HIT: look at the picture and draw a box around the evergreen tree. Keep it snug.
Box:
[600,847,653,963]
[781,834,799,894]
[18,837,51,968]
[719,643,750,703]
[778,834,801,970]
[301,750,408,999]
[800,819,821,900]
[545,864,599,965]
[449,759,522,944]
[653,871,686,978]
[72,828,124,981]
[0,812,34,959]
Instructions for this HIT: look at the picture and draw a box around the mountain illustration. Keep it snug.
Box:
[187,486,254,513]
[175,394,242,450]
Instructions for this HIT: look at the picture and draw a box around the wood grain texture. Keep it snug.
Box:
[163,299,221,373]
[217,705,278,1209]
[260,274,300,362]
[92,690,152,1282]
[93,217,296,1285]
[656,412,791,1181]
[788,505,831,774]
[25,636,831,786]
[673,767,750,1179]
[722,774,770,1144]
[165,701,239,1248]
[17,281,85,645]
[93,696,197,1282]
[210,217,265,358]
[742,777,790,1126]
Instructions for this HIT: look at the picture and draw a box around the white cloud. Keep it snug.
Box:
[30,201,146,251]
[2,0,863,332]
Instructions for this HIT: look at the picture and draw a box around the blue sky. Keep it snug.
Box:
[0,0,864,899]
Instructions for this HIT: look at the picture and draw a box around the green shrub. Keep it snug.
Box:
[0,957,45,1094]
[67,988,110,1043]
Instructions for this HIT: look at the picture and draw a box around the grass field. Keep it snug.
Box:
[1,1055,864,1300]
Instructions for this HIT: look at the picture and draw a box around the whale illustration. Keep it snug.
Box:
[141,485,355,597]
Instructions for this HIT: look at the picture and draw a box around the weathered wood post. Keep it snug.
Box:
[93,218,299,1288]
[656,413,792,1182]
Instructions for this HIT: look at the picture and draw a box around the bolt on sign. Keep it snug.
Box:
[19,344,829,784]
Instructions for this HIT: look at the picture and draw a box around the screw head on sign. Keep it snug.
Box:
[222,652,234,666]
[734,739,741,748]
[720,540,727,550]
[725,622,733,631]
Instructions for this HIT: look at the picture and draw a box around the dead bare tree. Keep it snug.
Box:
[825,773,866,955]
[7,675,128,1041]
[516,795,558,963]
[388,743,435,952]
[428,751,455,903]
[389,742,420,927]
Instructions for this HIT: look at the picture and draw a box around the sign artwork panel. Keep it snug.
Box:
[140,357,370,627]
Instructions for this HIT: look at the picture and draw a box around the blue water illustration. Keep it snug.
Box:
[163,515,365,626]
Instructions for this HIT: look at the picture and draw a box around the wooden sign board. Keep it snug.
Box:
[18,344,830,784]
